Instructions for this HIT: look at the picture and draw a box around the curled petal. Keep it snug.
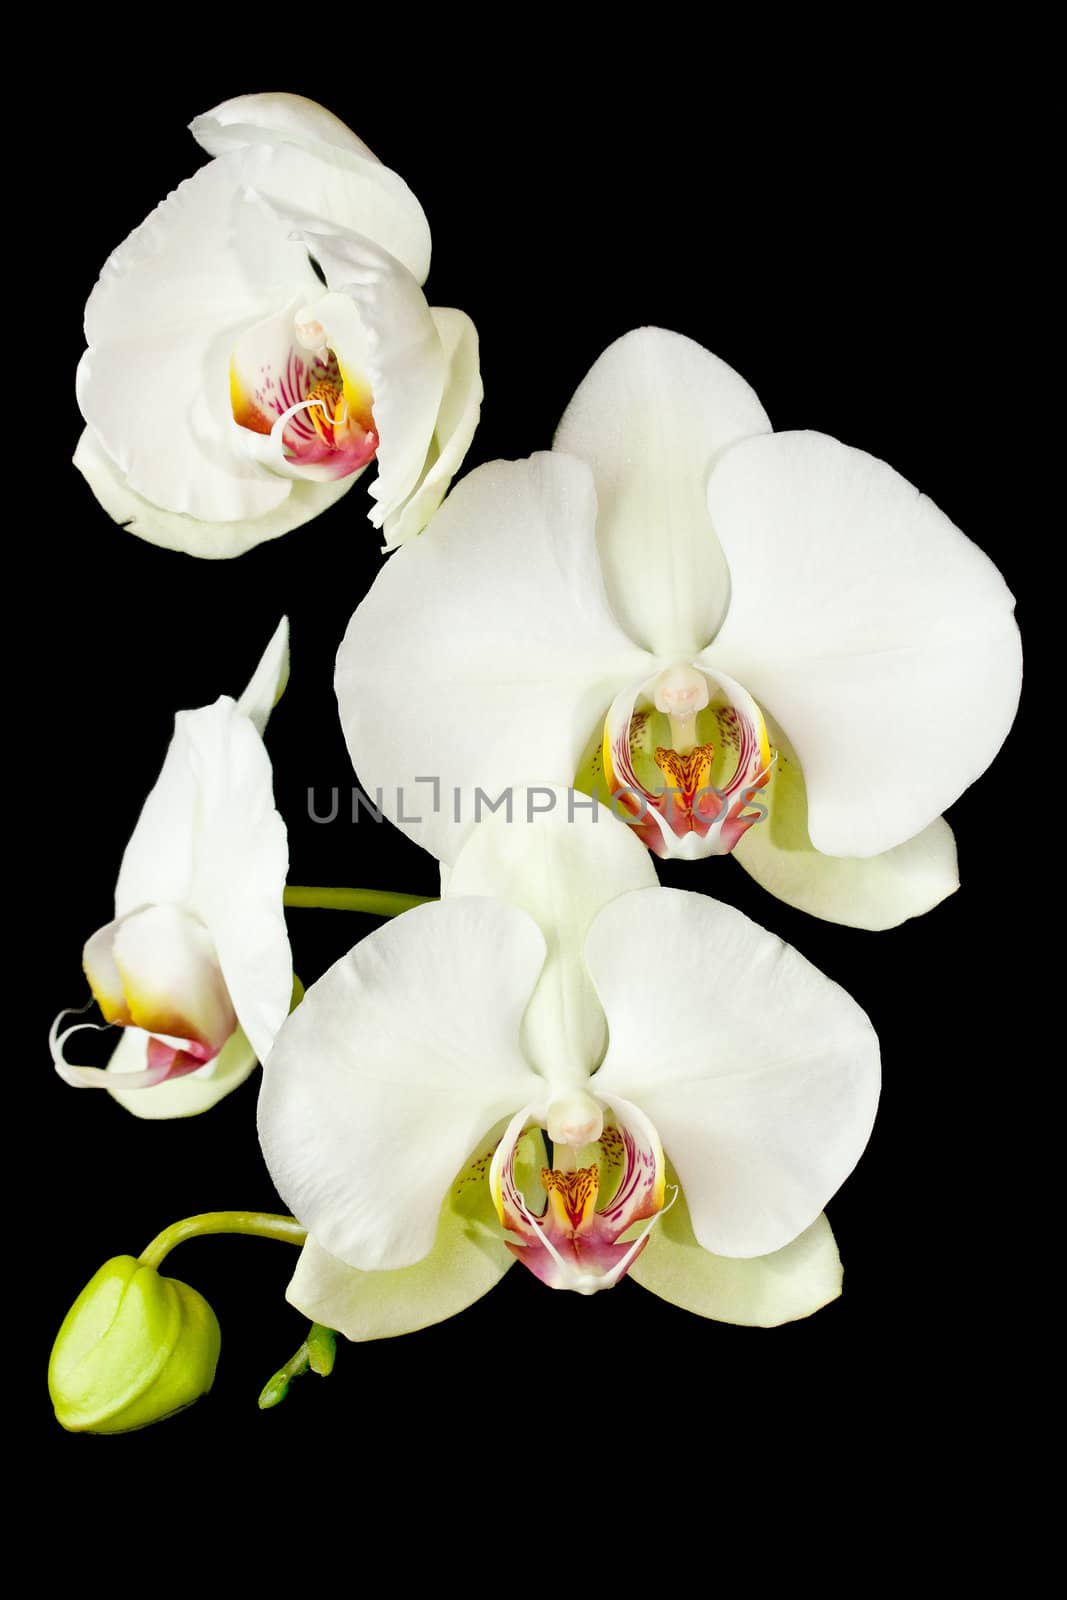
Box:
[706,430,1022,856]
[292,225,446,529]
[191,93,432,284]
[382,306,484,549]
[51,1009,175,1091]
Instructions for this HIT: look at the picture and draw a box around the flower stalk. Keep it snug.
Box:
[138,1211,307,1270]
[284,886,433,916]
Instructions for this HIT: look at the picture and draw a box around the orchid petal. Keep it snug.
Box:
[630,1172,843,1327]
[336,453,653,864]
[73,428,355,560]
[78,157,320,525]
[236,617,290,738]
[292,225,446,529]
[733,748,959,929]
[105,1024,258,1120]
[191,93,432,284]
[705,431,1022,856]
[258,899,545,1272]
[586,887,880,1258]
[114,698,290,1065]
[553,327,771,658]
[446,791,656,1090]
[381,307,484,549]
[285,1125,525,1341]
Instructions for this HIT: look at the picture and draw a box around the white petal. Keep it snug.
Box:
[78,157,319,523]
[82,920,129,1023]
[733,749,959,929]
[553,327,771,658]
[106,1025,258,1120]
[114,699,290,1064]
[285,1125,516,1341]
[336,453,653,865]
[381,306,483,549]
[191,93,432,284]
[630,1179,842,1327]
[192,93,380,160]
[447,792,656,1090]
[73,428,357,559]
[236,617,290,738]
[706,431,1022,856]
[257,899,545,1272]
[291,226,445,527]
[586,887,880,1258]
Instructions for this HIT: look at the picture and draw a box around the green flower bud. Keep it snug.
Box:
[49,1255,221,1434]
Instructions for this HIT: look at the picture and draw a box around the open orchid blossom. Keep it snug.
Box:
[75,93,482,558]
[50,620,292,1118]
[336,328,1021,929]
[259,796,879,1336]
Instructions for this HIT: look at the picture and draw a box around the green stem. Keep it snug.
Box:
[138,1211,307,1270]
[283,885,434,916]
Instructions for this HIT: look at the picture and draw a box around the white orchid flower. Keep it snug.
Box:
[336,328,1021,929]
[51,621,292,1119]
[75,93,482,558]
[259,796,879,1336]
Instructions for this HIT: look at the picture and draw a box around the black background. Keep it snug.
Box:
[31,42,1043,1491]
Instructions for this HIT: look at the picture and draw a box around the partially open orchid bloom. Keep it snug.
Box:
[259,797,879,1335]
[75,93,482,558]
[50,621,292,1118]
[336,328,1022,929]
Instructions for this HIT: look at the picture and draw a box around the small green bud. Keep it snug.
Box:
[257,1369,293,1410]
[49,1255,221,1434]
[306,1323,336,1376]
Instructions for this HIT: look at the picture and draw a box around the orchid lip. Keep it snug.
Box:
[57,903,239,1091]
[489,1097,669,1294]
[229,305,379,481]
[599,662,774,860]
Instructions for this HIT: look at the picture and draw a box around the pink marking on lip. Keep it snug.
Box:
[234,343,379,480]
[496,1114,664,1292]
[145,1034,220,1083]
